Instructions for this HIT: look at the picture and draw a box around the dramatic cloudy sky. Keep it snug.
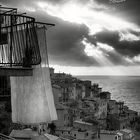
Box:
[1,0,140,75]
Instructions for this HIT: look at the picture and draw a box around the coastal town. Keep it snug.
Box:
[0,67,139,140]
[48,68,139,140]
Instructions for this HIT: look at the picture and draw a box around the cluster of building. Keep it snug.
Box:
[50,68,138,140]
[0,68,138,139]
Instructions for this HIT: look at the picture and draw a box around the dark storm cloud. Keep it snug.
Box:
[0,0,89,7]
[1,0,140,66]
[47,20,98,66]
[96,30,140,57]
[0,0,99,66]
[96,0,140,24]
[0,0,31,7]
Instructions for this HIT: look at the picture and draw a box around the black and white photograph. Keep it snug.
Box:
[0,0,140,139]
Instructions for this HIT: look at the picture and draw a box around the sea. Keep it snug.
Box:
[76,76,140,113]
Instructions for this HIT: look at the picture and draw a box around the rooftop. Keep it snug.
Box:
[74,120,93,126]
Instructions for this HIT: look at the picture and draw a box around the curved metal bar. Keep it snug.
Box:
[0,9,41,67]
[0,13,35,21]
[35,22,55,26]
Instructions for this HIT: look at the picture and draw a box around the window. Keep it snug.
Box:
[86,132,88,136]
[91,134,96,139]
[118,136,121,140]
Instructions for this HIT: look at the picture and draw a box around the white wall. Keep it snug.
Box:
[100,134,119,140]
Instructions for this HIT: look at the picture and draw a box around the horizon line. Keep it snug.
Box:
[75,75,140,77]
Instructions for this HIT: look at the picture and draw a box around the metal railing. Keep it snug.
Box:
[0,6,41,67]
[0,6,55,68]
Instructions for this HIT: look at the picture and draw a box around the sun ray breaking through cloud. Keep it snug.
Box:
[1,0,140,75]
[81,37,137,66]
[36,0,140,41]
[82,38,114,66]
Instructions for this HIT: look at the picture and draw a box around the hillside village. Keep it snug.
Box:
[0,68,139,140]
[50,68,138,140]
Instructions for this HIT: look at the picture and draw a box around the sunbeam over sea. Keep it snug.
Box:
[77,75,140,113]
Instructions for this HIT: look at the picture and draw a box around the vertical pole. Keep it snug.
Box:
[0,18,1,44]
[0,8,1,38]
[10,15,13,67]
